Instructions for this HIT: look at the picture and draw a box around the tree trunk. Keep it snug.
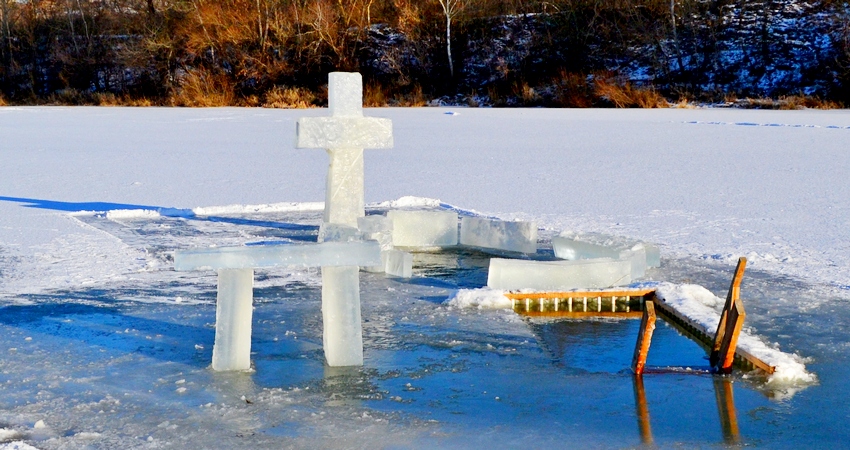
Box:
[670,0,684,72]
[1,0,9,66]
[446,13,453,78]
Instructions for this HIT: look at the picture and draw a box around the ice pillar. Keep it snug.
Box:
[297,72,393,367]
[321,266,364,366]
[212,268,254,371]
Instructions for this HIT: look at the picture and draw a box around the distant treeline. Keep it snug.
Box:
[0,0,848,107]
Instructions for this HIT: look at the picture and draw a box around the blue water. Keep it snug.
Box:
[0,210,847,448]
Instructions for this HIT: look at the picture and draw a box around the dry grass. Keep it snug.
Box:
[551,71,594,108]
[262,86,322,108]
[364,83,427,107]
[514,82,541,105]
[727,94,844,109]
[0,93,6,106]
[594,76,668,108]
[170,69,235,107]
[777,95,843,110]
[392,84,427,107]
[123,97,156,107]
[363,83,388,107]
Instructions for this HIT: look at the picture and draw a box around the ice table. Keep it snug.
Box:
[174,241,381,371]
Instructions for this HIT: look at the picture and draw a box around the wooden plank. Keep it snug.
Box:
[717,299,746,373]
[632,301,657,375]
[515,311,644,319]
[649,293,775,374]
[711,257,747,367]
[504,289,657,300]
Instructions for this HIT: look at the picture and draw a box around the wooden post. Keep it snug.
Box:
[716,298,746,373]
[710,257,746,368]
[632,300,656,375]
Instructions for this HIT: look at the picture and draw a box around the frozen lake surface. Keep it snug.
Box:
[1,107,849,448]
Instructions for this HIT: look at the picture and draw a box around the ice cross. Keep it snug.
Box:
[296,72,393,227]
[295,72,392,367]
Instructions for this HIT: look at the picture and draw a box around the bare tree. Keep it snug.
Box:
[1,0,10,67]
[669,0,684,72]
[437,0,464,78]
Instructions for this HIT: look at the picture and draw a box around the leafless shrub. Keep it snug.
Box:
[170,69,235,107]
[551,70,594,108]
[263,86,321,109]
[594,76,669,108]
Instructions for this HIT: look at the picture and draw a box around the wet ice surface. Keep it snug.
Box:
[1,208,849,448]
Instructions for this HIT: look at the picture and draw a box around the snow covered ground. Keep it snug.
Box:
[1,106,849,448]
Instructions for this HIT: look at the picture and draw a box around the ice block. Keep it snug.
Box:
[387,210,458,247]
[322,265,363,366]
[382,249,413,278]
[486,257,632,291]
[174,241,381,271]
[621,246,647,280]
[212,268,254,371]
[318,222,363,243]
[551,236,620,260]
[553,233,660,275]
[460,217,538,254]
[358,215,394,250]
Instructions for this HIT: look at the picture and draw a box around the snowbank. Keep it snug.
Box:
[445,288,512,310]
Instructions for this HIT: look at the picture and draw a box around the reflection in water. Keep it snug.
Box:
[322,364,379,407]
[633,375,654,445]
[714,378,741,444]
[633,375,742,445]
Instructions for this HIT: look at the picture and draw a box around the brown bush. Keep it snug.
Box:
[393,84,427,106]
[551,70,594,108]
[778,95,843,110]
[170,69,235,107]
[364,82,427,107]
[594,76,668,108]
[262,86,322,109]
[513,81,541,105]
[0,93,6,106]
[364,82,388,107]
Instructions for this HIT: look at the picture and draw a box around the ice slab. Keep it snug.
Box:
[174,241,381,271]
[553,233,660,269]
[382,250,413,278]
[460,217,537,254]
[622,247,648,280]
[487,257,632,291]
[319,223,363,243]
[551,236,620,260]
[358,215,394,251]
[212,268,254,371]
[387,210,458,247]
[322,265,363,366]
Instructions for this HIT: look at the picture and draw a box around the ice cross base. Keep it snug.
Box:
[174,241,381,371]
[296,72,393,367]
